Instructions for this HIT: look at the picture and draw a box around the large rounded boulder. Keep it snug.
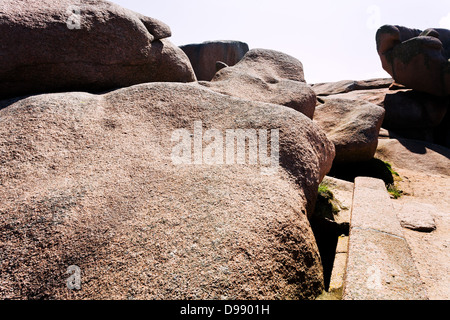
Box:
[200,49,317,119]
[0,0,196,99]
[180,40,249,81]
[0,82,335,300]
[314,98,385,163]
[376,25,450,97]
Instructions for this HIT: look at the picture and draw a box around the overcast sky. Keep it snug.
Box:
[111,0,450,83]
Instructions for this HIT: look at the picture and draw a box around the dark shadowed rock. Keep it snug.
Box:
[199,49,317,119]
[0,0,196,99]
[435,109,450,148]
[385,128,436,144]
[376,25,450,96]
[180,40,249,81]
[383,90,448,129]
[313,78,450,147]
[215,61,229,72]
[0,82,335,300]
[314,98,385,163]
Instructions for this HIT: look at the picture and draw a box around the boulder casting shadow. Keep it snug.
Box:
[376,25,450,97]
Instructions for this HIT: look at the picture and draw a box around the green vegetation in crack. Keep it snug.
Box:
[382,160,403,199]
[311,182,349,294]
[327,158,404,199]
[387,183,403,199]
[316,182,345,219]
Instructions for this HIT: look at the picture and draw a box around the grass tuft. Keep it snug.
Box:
[382,160,403,199]
[383,160,399,177]
[387,183,403,199]
[317,182,344,217]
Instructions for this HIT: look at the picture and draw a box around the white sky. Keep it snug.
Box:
[110,0,450,83]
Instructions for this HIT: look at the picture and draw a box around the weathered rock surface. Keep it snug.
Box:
[376,138,450,176]
[392,173,450,300]
[323,88,390,107]
[312,78,393,96]
[376,25,450,96]
[320,87,449,131]
[343,177,428,300]
[313,77,450,148]
[0,82,335,300]
[314,98,385,163]
[200,49,317,119]
[397,202,437,233]
[0,0,196,100]
[375,138,449,299]
[180,40,249,81]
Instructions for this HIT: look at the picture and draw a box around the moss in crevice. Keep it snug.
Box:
[382,160,404,199]
[316,182,344,219]
[311,182,349,293]
[387,182,403,199]
[327,158,404,199]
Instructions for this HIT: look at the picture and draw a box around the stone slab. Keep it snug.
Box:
[343,177,428,300]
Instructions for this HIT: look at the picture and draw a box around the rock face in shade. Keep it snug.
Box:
[180,40,249,81]
[199,49,317,119]
[383,90,448,129]
[314,98,385,163]
[376,25,450,97]
[311,77,450,148]
[0,82,335,300]
[0,0,196,100]
[382,90,449,147]
[435,110,450,148]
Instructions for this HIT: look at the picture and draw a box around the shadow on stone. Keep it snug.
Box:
[310,185,349,292]
[311,158,399,291]
[327,158,395,186]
